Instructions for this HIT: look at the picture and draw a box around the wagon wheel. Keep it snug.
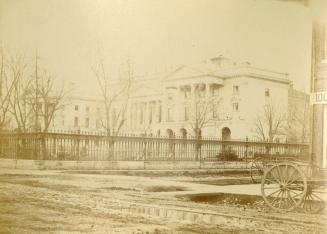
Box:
[261,162,307,212]
[250,157,265,183]
[302,183,327,214]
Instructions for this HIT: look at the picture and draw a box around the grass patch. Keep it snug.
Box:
[179,193,262,206]
[101,186,139,192]
[145,185,188,192]
[191,178,252,186]
[0,178,79,192]
[63,169,250,177]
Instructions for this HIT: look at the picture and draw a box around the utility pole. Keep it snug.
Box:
[35,50,39,132]
[0,49,3,98]
[311,21,327,169]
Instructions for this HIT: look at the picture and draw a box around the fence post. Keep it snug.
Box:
[245,136,248,168]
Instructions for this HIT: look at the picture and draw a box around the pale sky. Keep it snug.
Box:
[0,0,326,95]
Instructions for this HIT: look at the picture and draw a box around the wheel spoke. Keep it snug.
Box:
[276,165,283,184]
[287,167,300,185]
[288,189,304,199]
[283,164,288,184]
[286,185,305,190]
[264,186,281,189]
[311,193,324,202]
[289,174,303,184]
[287,190,297,206]
[270,190,283,206]
[261,163,307,212]
[286,191,294,209]
[286,168,298,184]
[281,191,287,208]
[270,170,282,184]
[304,195,312,211]
[278,191,285,208]
[267,188,282,198]
[265,178,279,185]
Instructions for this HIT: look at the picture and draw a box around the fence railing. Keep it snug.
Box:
[0,131,310,162]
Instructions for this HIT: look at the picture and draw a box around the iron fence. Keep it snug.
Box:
[0,131,309,162]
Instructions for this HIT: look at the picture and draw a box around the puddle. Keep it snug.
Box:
[178,193,263,206]
[145,185,188,192]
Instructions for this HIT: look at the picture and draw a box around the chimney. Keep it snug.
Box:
[209,55,232,67]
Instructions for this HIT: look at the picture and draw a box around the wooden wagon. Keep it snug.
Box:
[249,156,327,213]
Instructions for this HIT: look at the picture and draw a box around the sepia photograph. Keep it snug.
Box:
[0,0,326,233]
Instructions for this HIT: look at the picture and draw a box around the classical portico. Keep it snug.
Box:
[121,57,294,139]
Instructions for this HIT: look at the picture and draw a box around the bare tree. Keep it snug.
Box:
[7,55,34,133]
[186,87,221,160]
[189,99,213,139]
[187,86,221,139]
[253,103,287,142]
[93,58,134,136]
[0,49,14,131]
[30,69,66,133]
[287,99,311,143]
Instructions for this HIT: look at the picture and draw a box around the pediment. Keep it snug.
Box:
[130,85,160,98]
[165,66,206,81]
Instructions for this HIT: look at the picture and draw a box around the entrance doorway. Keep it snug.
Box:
[221,127,231,140]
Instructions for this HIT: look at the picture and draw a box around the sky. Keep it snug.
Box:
[0,0,326,95]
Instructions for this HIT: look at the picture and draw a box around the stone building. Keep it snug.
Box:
[50,56,311,142]
[53,96,105,132]
[287,88,311,143]
[123,56,292,140]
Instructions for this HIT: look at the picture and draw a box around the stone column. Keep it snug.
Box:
[162,88,168,123]
[205,83,211,99]
[179,86,187,122]
[191,84,197,123]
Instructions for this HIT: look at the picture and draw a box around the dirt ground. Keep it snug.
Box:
[0,169,326,234]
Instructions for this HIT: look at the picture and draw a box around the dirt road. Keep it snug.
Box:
[0,169,326,233]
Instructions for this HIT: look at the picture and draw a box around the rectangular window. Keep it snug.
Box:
[140,103,146,124]
[233,103,239,111]
[184,106,190,121]
[74,117,79,127]
[149,102,155,124]
[212,104,218,118]
[86,106,90,112]
[85,118,89,128]
[75,105,79,111]
[167,106,174,122]
[233,85,239,94]
[265,88,270,97]
[211,86,219,97]
[158,102,162,123]
[196,104,204,117]
[96,119,101,129]
[184,87,191,99]
[196,85,205,98]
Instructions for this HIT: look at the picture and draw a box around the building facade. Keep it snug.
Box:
[47,56,310,142]
[123,56,291,140]
[52,96,105,132]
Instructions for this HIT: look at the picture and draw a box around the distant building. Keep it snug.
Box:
[52,96,105,132]
[50,56,309,142]
[287,88,311,143]
[123,56,291,140]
